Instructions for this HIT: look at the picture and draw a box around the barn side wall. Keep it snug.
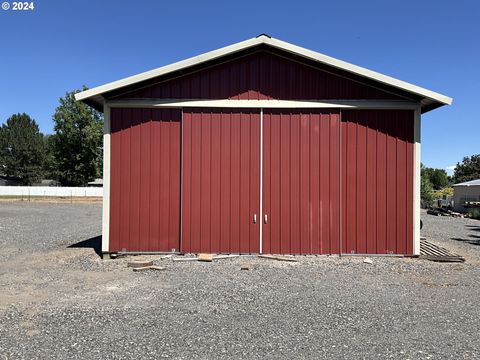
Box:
[109,108,181,252]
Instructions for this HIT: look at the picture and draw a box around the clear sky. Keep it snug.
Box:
[0,0,478,173]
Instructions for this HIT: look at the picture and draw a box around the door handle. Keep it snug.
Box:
[253,214,257,224]
[264,214,268,224]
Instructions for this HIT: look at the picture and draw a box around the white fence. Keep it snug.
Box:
[0,186,103,197]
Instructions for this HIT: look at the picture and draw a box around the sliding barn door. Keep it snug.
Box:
[182,108,261,254]
[262,110,341,254]
[109,108,181,252]
[341,110,414,255]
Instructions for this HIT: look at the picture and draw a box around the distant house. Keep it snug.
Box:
[87,179,103,187]
[0,176,60,187]
[453,179,480,212]
[0,176,21,186]
[0,175,60,186]
[36,179,60,187]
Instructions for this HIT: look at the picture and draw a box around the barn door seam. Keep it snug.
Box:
[259,107,264,254]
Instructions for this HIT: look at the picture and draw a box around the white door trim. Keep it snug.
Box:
[102,104,111,254]
[413,108,421,255]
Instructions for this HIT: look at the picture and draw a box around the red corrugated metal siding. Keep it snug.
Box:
[109,108,181,252]
[262,110,341,254]
[182,108,260,254]
[117,52,402,101]
[341,110,414,255]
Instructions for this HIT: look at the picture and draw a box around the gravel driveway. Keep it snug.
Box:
[0,203,479,359]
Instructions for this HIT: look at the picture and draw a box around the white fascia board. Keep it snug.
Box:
[75,37,263,102]
[75,35,452,107]
[264,37,452,106]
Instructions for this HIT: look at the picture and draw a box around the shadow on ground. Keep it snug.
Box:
[451,223,480,245]
[451,237,480,246]
[68,236,102,257]
[465,225,480,232]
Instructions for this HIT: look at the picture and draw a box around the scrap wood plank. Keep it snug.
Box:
[258,254,298,262]
[133,265,166,272]
[198,253,214,262]
[241,263,252,270]
[213,254,241,260]
[173,257,198,262]
[127,260,154,268]
[420,239,465,262]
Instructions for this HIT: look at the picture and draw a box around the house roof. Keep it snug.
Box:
[75,34,452,112]
[453,179,480,187]
[88,178,103,185]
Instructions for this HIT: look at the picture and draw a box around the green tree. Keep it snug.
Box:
[421,164,434,207]
[453,154,480,184]
[422,166,450,190]
[0,113,45,185]
[52,88,103,186]
[42,134,58,180]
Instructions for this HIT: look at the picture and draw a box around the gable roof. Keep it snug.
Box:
[453,179,480,187]
[75,34,452,112]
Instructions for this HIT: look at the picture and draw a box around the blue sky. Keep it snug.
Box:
[0,0,478,173]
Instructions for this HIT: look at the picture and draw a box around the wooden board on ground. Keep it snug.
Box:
[420,239,465,263]
[198,253,214,262]
[133,265,166,272]
[127,260,154,268]
[258,254,298,262]
[172,257,198,262]
[213,254,240,260]
[241,263,251,270]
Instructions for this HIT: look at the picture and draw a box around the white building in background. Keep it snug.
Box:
[453,179,480,212]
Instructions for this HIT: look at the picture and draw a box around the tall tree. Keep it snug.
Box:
[0,113,45,185]
[453,154,480,184]
[422,166,450,190]
[52,88,103,186]
[420,164,435,207]
[42,134,58,180]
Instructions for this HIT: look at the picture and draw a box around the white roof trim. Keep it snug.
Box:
[106,99,420,109]
[75,35,452,107]
[453,179,480,187]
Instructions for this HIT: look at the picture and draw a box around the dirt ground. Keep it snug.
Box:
[0,203,479,359]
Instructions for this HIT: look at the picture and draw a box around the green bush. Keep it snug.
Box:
[468,208,480,220]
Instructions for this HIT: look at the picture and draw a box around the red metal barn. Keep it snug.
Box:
[76,35,452,258]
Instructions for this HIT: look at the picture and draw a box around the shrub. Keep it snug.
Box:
[468,208,480,220]
[432,187,454,199]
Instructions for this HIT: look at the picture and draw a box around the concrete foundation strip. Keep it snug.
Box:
[173,254,241,262]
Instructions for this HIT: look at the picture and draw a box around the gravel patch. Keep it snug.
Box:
[0,203,479,359]
[421,209,480,263]
[0,202,101,258]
